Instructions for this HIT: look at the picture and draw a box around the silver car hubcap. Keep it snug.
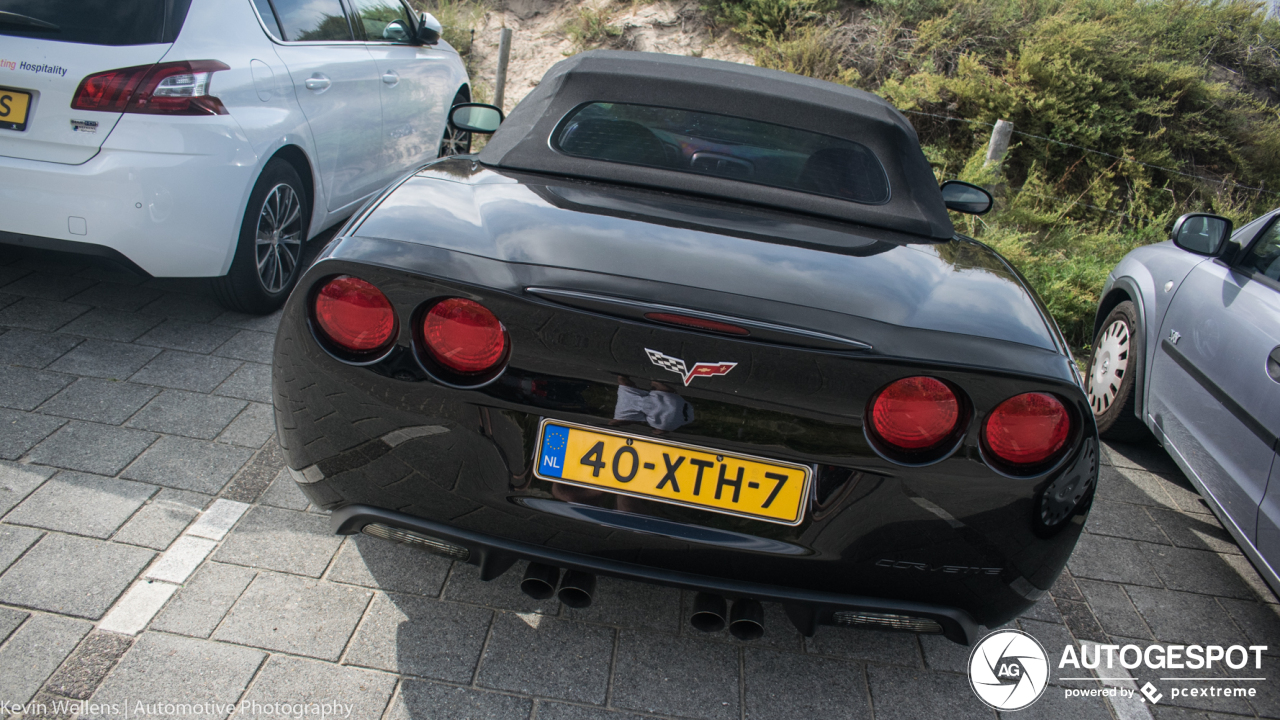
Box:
[440,124,470,157]
[255,184,303,294]
[1088,318,1130,414]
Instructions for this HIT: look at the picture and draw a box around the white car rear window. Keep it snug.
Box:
[0,0,184,46]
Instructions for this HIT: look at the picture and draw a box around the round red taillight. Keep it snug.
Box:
[868,376,960,451]
[422,298,508,375]
[984,393,1071,468]
[313,276,396,355]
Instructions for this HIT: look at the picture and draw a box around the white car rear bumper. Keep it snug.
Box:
[0,117,260,278]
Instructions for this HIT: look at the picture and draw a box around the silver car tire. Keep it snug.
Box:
[1086,301,1147,442]
[212,158,310,314]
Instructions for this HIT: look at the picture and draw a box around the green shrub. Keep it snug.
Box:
[713,0,1280,349]
[564,6,623,49]
[754,24,858,83]
[706,0,837,42]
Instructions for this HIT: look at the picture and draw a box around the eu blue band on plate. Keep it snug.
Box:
[539,424,569,478]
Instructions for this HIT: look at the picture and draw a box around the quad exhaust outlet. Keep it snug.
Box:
[558,570,597,608]
[690,592,727,633]
[519,563,599,609]
[690,593,765,639]
[728,599,765,640]
[520,562,560,600]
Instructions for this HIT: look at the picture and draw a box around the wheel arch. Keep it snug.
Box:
[268,145,316,232]
[1093,277,1148,424]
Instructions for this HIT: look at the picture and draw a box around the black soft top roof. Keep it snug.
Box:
[477,51,954,240]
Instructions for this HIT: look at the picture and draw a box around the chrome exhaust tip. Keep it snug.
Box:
[557,570,597,608]
[519,562,560,600]
[729,599,765,640]
[690,592,727,633]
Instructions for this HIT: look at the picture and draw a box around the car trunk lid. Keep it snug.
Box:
[353,167,1061,353]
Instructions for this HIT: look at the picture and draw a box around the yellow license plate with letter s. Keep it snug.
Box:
[0,88,31,131]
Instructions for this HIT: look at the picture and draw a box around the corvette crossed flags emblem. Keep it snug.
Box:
[645,348,737,386]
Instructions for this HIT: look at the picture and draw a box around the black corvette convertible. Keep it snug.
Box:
[274,51,1097,645]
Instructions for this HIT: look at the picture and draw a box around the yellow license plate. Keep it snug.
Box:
[534,419,812,525]
[0,88,31,131]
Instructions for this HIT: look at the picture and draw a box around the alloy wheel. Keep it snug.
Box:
[1088,318,1130,414]
[439,124,471,157]
[255,183,303,294]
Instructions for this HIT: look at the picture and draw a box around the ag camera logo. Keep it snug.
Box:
[969,629,1050,710]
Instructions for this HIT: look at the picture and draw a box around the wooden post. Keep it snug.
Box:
[494,28,513,111]
[985,119,1014,167]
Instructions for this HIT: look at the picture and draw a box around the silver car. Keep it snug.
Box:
[1087,211,1280,596]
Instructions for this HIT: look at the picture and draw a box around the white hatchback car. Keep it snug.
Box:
[0,0,471,312]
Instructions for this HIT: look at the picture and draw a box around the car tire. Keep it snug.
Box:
[1086,300,1148,442]
[212,158,310,315]
[438,87,472,157]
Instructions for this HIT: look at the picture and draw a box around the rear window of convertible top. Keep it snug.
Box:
[552,102,891,205]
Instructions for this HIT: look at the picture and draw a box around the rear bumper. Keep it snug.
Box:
[0,121,258,277]
[331,503,981,644]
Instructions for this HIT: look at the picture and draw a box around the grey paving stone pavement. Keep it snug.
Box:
[476,612,614,704]
[0,408,65,460]
[59,308,163,343]
[36,378,159,425]
[744,647,872,720]
[0,613,91,706]
[0,365,73,411]
[151,561,257,638]
[5,471,155,538]
[0,532,154,619]
[26,421,157,475]
[388,680,532,720]
[128,350,242,392]
[866,665,992,720]
[111,490,207,550]
[0,460,55,515]
[0,249,1277,720]
[0,607,25,644]
[258,468,311,511]
[136,319,239,354]
[343,591,491,682]
[238,655,397,720]
[0,329,81,369]
[0,298,88,331]
[42,630,134,700]
[611,629,741,720]
[122,435,253,494]
[215,329,275,364]
[213,505,343,577]
[47,339,160,380]
[217,402,276,448]
[85,633,264,720]
[126,389,247,439]
[214,362,273,403]
[213,571,372,661]
[0,524,42,574]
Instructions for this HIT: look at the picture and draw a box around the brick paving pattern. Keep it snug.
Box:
[0,245,1277,719]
